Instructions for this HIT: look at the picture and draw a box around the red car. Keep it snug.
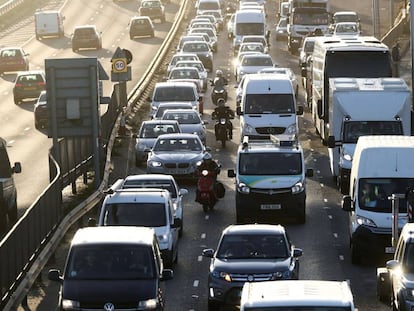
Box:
[0,47,29,74]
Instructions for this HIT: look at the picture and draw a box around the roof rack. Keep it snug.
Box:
[241,135,298,149]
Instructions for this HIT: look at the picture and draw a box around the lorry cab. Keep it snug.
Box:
[237,73,303,140]
[342,135,414,265]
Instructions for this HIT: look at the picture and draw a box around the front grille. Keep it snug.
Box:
[165,163,177,168]
[255,127,286,135]
[251,188,292,195]
[230,273,273,282]
[164,162,190,169]
[178,163,189,168]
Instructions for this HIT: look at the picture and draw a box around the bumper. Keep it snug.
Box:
[235,190,306,222]
[208,279,244,306]
[14,89,43,100]
[351,225,394,258]
[147,166,197,179]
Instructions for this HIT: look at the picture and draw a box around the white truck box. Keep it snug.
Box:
[327,78,411,194]
[342,135,414,264]
[34,10,65,39]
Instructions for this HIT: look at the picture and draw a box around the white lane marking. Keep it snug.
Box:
[339,255,344,261]
[328,215,333,220]
[205,215,209,220]
[333,233,338,238]
[193,280,199,287]
[201,233,206,239]
[198,255,202,262]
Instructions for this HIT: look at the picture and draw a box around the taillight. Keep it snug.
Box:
[15,83,23,87]
[37,81,46,86]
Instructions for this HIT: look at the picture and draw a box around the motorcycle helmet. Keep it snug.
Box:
[215,69,223,77]
[217,98,225,107]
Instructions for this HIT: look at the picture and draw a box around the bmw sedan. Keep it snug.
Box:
[146,133,209,179]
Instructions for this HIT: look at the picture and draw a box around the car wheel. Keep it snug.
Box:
[351,242,362,265]
[208,300,220,311]
[164,250,174,268]
[150,30,155,38]
[161,16,165,23]
[14,97,20,105]
[297,203,306,224]
[179,220,183,237]
[130,34,134,40]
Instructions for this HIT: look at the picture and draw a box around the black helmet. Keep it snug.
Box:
[217,98,225,107]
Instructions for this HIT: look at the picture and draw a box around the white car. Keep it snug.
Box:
[166,53,200,76]
[235,53,274,83]
[333,22,361,37]
[275,17,288,41]
[121,174,188,237]
[237,42,266,55]
[161,109,208,144]
[227,13,235,39]
[258,67,299,98]
[174,60,208,92]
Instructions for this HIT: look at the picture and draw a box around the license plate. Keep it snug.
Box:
[260,204,281,210]
[23,87,36,91]
[385,247,395,254]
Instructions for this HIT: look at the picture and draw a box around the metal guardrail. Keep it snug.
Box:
[1,0,191,309]
[0,0,24,19]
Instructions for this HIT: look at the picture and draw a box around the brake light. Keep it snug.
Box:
[15,83,23,87]
[37,81,46,86]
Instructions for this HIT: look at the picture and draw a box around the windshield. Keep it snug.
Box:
[236,22,264,36]
[216,234,289,259]
[239,153,302,175]
[358,178,414,212]
[139,123,179,138]
[163,111,201,124]
[293,12,329,25]
[154,86,196,101]
[334,14,358,23]
[404,243,414,273]
[65,245,155,280]
[342,121,403,143]
[198,2,220,10]
[326,51,391,78]
[123,180,177,198]
[245,94,295,114]
[153,138,203,152]
[242,56,273,66]
[102,203,167,226]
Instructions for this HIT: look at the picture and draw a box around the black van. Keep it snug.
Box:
[48,226,173,310]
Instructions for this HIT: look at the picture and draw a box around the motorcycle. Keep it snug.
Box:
[195,167,225,212]
[215,118,231,148]
[210,79,228,105]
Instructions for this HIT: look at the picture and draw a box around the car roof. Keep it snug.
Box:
[71,226,155,246]
[157,102,193,107]
[141,119,180,125]
[155,81,198,88]
[222,224,286,236]
[124,174,175,183]
[16,70,44,76]
[131,16,152,21]
[74,24,97,30]
[157,133,201,140]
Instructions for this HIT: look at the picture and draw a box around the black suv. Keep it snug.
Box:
[71,25,102,52]
[48,226,173,310]
[139,0,166,23]
[202,224,303,310]
[13,71,46,105]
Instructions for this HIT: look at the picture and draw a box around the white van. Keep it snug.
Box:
[342,135,414,264]
[240,280,355,310]
[34,10,65,39]
[233,9,267,52]
[236,73,303,140]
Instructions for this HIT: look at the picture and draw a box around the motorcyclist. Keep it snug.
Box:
[212,98,234,140]
[196,153,220,178]
[211,69,228,88]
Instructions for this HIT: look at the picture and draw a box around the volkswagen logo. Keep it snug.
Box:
[104,302,115,311]
[267,127,275,134]
[247,275,254,282]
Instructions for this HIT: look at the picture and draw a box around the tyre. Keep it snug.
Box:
[202,204,209,213]
[179,220,183,237]
[208,300,220,311]
[164,250,174,268]
[8,199,18,223]
[150,31,155,38]
[130,34,134,40]
[351,242,362,265]
[14,97,20,105]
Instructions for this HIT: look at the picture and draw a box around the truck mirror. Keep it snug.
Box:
[236,106,242,115]
[327,136,336,148]
[306,168,313,177]
[296,105,304,115]
[228,169,235,178]
[13,162,22,174]
[342,195,353,211]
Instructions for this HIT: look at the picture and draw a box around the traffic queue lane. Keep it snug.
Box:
[0,0,176,219]
[16,0,398,310]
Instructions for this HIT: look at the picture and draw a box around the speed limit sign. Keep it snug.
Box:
[112,58,127,73]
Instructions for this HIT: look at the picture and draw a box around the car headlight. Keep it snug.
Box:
[138,298,159,310]
[291,181,305,194]
[356,215,377,227]
[271,270,292,280]
[238,182,250,194]
[62,299,80,310]
[243,123,255,134]
[285,123,297,135]
[149,161,162,168]
[403,288,414,300]
[342,151,353,162]
[157,233,169,242]
[212,271,232,282]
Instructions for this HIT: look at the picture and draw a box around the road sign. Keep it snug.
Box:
[112,58,127,73]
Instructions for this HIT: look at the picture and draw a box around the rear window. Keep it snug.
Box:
[198,1,220,10]
[154,86,196,101]
[139,122,180,138]
[123,180,177,198]
[102,203,167,227]
[74,27,96,36]
[0,49,22,58]
[17,74,44,83]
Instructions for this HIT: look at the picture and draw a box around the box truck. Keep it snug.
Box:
[327,78,412,194]
[342,135,414,265]
[34,10,65,40]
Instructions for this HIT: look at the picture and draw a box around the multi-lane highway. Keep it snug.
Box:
[2,0,402,310]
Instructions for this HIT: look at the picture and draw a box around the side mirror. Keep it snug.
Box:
[13,162,22,174]
[202,248,215,258]
[296,106,304,115]
[228,169,236,178]
[306,168,313,178]
[48,269,63,283]
[179,188,188,196]
[161,269,174,281]
[342,195,353,211]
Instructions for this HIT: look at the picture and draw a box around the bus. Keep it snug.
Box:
[310,36,392,143]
